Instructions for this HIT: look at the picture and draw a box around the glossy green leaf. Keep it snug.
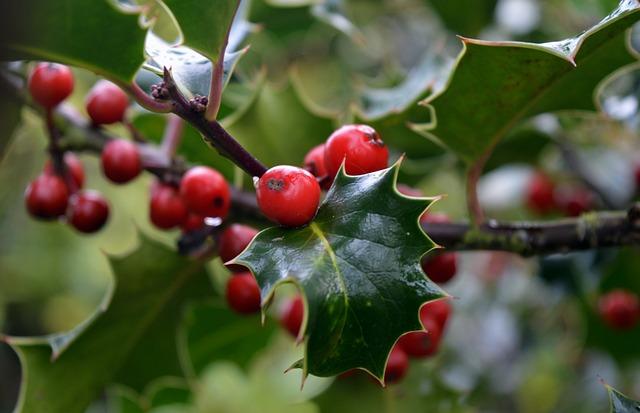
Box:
[607,385,640,412]
[233,162,445,381]
[0,0,146,83]
[413,0,640,162]
[426,0,498,36]
[4,235,212,413]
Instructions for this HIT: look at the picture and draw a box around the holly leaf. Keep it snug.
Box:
[412,0,640,162]
[606,385,640,413]
[3,235,212,413]
[232,162,445,381]
[425,0,498,36]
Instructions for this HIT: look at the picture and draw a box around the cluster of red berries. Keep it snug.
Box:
[525,171,594,217]
[598,289,639,331]
[256,124,389,228]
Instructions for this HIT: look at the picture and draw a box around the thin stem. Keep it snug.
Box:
[160,114,185,157]
[466,148,492,226]
[126,81,172,113]
[45,109,77,193]
[123,119,148,143]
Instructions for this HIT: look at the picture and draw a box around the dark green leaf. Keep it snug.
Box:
[3,235,212,413]
[233,162,445,381]
[607,385,640,413]
[413,1,640,162]
[426,0,498,36]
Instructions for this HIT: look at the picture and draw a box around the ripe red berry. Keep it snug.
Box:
[86,80,129,125]
[181,212,206,233]
[384,345,409,385]
[101,139,142,184]
[304,144,328,178]
[67,190,109,233]
[25,174,69,220]
[526,172,556,214]
[598,289,640,330]
[557,187,593,217]
[398,316,442,358]
[149,183,188,229]
[218,224,259,272]
[421,299,452,330]
[226,272,261,314]
[180,166,231,218]
[280,295,304,338]
[324,124,389,179]
[422,252,457,284]
[28,63,74,109]
[256,165,321,227]
[44,153,85,189]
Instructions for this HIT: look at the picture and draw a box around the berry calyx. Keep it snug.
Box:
[180,166,231,218]
[324,124,389,179]
[398,316,442,358]
[149,183,188,230]
[598,289,640,330]
[526,172,556,214]
[181,212,206,233]
[101,139,142,184]
[86,80,129,125]
[304,144,328,179]
[384,345,409,385]
[67,190,109,233]
[225,272,261,314]
[422,252,457,284]
[218,224,259,272]
[280,295,304,338]
[44,152,85,189]
[25,174,70,219]
[28,63,74,109]
[421,299,452,330]
[256,165,321,227]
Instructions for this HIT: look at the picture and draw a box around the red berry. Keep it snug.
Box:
[384,345,409,385]
[526,172,556,214]
[422,252,457,284]
[598,289,640,330]
[226,272,261,314]
[324,124,389,179]
[44,153,85,189]
[218,224,259,272]
[67,190,109,233]
[280,295,304,338]
[28,63,74,109]
[180,166,231,218]
[86,80,129,125]
[304,144,328,178]
[149,183,188,229]
[101,139,142,184]
[398,316,442,358]
[181,212,206,233]
[25,174,69,219]
[557,187,593,217]
[397,184,422,197]
[256,165,321,227]
[421,299,452,330]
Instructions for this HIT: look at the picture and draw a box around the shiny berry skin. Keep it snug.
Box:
[598,289,640,330]
[384,345,409,385]
[304,144,328,178]
[28,63,74,109]
[280,295,304,338]
[218,224,259,272]
[558,187,593,217]
[149,183,188,229]
[101,139,142,184]
[181,212,206,233]
[324,124,389,179]
[256,165,321,227]
[226,272,261,314]
[86,80,129,125]
[67,190,109,233]
[180,166,231,218]
[44,153,85,189]
[25,174,69,220]
[421,299,452,330]
[526,172,556,214]
[422,252,457,284]
[398,316,442,358]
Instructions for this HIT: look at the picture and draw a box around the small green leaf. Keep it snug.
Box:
[4,235,212,413]
[606,385,640,413]
[0,0,146,83]
[233,162,445,381]
[413,0,640,162]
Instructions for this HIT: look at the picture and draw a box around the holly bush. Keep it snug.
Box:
[0,0,640,412]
